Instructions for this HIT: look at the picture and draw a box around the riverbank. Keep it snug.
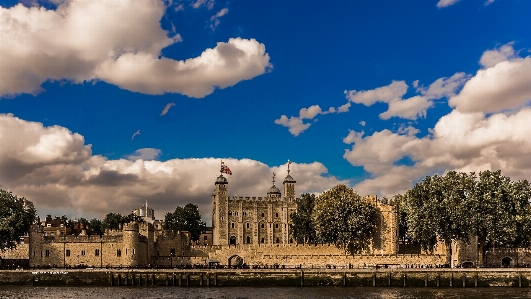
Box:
[2,268,531,287]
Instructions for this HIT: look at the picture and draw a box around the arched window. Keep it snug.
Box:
[231,223,235,229]
[228,211,232,216]
[276,213,279,217]
[261,223,264,229]
[246,223,250,229]
[275,223,279,229]
[246,236,251,244]
[276,238,280,243]
[261,212,265,217]
[261,238,265,244]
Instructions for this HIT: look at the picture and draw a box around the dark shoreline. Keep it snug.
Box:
[2,268,531,287]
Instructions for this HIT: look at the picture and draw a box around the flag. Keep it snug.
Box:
[221,165,232,175]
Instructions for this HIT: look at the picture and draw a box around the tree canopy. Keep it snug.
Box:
[165,203,206,241]
[0,190,36,251]
[291,193,317,244]
[312,184,378,253]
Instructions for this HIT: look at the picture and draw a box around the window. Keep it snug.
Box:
[261,223,264,229]
[235,212,238,216]
[246,223,250,229]
[246,236,251,244]
[276,213,279,217]
[228,211,232,215]
[275,224,279,229]
[261,213,265,217]
[261,238,265,244]
[133,248,136,255]
[45,250,50,257]
[289,213,292,219]
[276,238,280,243]
[204,236,208,241]
[170,248,176,256]
[66,250,70,257]
[33,251,36,257]
[95,249,100,256]
[81,250,86,256]
[243,211,247,216]
[117,249,121,257]
[231,222,235,229]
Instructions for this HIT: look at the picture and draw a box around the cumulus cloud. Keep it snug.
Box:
[0,114,345,224]
[274,103,350,136]
[210,8,228,30]
[450,43,531,114]
[345,73,468,120]
[437,0,460,8]
[0,0,271,98]
[131,130,141,140]
[192,0,214,10]
[160,102,176,116]
[344,108,531,197]
[127,148,162,161]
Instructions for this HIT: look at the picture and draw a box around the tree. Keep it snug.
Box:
[402,171,475,266]
[0,190,36,251]
[291,193,317,244]
[312,184,378,253]
[165,203,206,241]
[89,218,103,235]
[469,170,531,266]
[101,212,124,231]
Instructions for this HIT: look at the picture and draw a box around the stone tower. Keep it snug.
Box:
[212,174,228,246]
[283,160,296,201]
[122,222,140,266]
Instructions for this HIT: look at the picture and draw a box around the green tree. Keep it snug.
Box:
[165,203,206,241]
[101,212,124,231]
[469,170,531,266]
[403,171,475,265]
[0,190,36,251]
[291,193,317,244]
[89,218,103,235]
[312,184,378,253]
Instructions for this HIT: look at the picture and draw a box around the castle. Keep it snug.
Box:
[1,164,526,269]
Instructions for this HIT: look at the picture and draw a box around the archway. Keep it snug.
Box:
[229,236,236,245]
[228,255,243,267]
[461,261,474,268]
[502,257,512,268]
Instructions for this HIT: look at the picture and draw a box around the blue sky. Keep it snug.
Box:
[0,0,530,223]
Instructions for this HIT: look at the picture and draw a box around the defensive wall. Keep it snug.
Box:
[3,268,531,287]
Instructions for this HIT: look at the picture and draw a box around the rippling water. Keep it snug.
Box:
[2,287,531,299]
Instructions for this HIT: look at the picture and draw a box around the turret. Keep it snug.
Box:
[213,161,230,245]
[283,160,296,200]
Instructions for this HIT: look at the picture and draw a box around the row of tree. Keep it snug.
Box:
[396,170,531,266]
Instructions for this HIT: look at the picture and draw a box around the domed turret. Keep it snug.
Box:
[267,173,281,198]
[215,174,228,184]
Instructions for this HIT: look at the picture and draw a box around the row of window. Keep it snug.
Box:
[37,248,134,257]
[231,236,294,244]
[229,212,292,218]
[230,222,287,229]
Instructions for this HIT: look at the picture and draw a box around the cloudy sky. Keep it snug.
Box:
[0,0,530,224]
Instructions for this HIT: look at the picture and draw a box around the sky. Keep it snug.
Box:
[0,0,530,224]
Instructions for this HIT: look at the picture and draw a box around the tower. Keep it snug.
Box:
[283,160,296,200]
[212,170,229,246]
[267,173,281,198]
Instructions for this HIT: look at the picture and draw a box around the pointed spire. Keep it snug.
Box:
[272,172,276,186]
[287,159,291,175]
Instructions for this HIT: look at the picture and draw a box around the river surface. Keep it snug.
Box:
[2,287,531,299]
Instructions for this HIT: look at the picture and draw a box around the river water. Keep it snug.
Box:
[1,287,531,299]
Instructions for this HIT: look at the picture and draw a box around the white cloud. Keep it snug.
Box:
[0,0,270,98]
[359,121,366,127]
[127,148,162,161]
[437,0,460,8]
[160,102,176,116]
[484,0,495,5]
[0,114,345,223]
[345,73,468,120]
[192,0,214,10]
[274,105,323,136]
[450,44,531,114]
[210,8,228,30]
[479,42,516,69]
[131,130,141,140]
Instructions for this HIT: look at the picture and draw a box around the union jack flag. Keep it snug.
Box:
[221,165,232,175]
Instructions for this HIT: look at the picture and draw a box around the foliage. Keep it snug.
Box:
[165,203,206,241]
[0,190,36,251]
[101,212,125,231]
[89,218,103,235]
[468,170,531,265]
[390,194,410,243]
[291,193,317,244]
[312,184,378,253]
[402,171,475,259]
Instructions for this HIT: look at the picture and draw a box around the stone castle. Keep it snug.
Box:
[0,165,525,269]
